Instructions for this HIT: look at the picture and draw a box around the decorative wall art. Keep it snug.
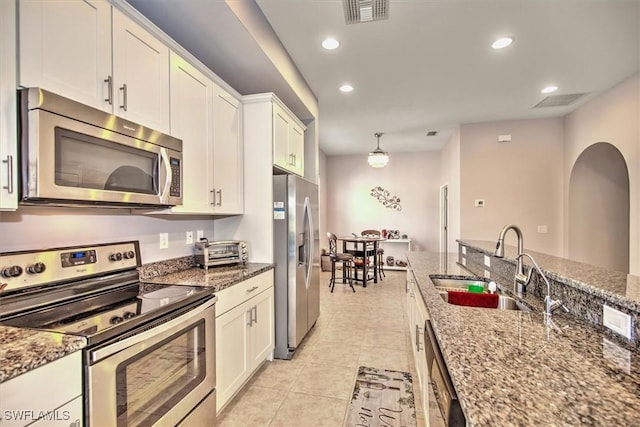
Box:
[370,186,402,211]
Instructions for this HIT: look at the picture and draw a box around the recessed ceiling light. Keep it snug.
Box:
[322,38,340,50]
[491,37,513,49]
[541,85,559,94]
[339,84,354,93]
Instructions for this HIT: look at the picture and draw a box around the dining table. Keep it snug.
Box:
[337,236,384,287]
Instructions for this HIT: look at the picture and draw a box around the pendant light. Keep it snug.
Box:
[368,132,389,168]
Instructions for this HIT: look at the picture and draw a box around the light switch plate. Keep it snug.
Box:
[462,246,467,255]
[197,230,204,241]
[537,225,548,234]
[603,305,632,340]
[159,233,169,249]
[461,257,466,266]
[484,255,491,267]
[484,270,491,279]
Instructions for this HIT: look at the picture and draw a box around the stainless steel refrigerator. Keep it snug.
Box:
[273,175,320,359]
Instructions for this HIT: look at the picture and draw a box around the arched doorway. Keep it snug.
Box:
[568,142,629,272]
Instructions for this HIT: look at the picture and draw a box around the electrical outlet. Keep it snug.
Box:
[461,257,466,266]
[537,225,548,234]
[484,270,491,278]
[185,231,194,245]
[484,255,491,267]
[197,230,204,241]
[159,233,169,249]
[462,246,467,255]
[603,305,632,340]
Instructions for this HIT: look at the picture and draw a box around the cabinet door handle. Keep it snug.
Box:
[252,305,258,324]
[246,286,259,293]
[2,155,13,194]
[104,75,113,105]
[216,189,222,206]
[293,154,297,166]
[210,189,216,205]
[120,83,128,111]
[247,309,253,326]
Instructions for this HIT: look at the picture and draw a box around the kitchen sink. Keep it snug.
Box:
[430,276,531,311]
[430,277,487,292]
[438,292,530,311]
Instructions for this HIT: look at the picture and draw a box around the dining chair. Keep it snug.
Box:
[361,229,385,279]
[327,232,355,293]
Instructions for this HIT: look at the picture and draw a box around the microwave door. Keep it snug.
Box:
[24,109,176,206]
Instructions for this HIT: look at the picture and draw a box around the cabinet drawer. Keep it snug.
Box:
[0,352,82,427]
[215,270,274,316]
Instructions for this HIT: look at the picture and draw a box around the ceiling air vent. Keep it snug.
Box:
[533,93,588,108]
[343,0,389,24]
[426,131,438,137]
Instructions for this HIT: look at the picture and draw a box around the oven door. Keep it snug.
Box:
[87,298,215,427]
[22,107,182,207]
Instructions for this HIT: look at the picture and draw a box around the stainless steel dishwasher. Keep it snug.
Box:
[425,319,466,427]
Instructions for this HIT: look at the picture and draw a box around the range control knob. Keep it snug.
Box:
[1,265,23,278]
[26,262,46,274]
[110,316,124,325]
[109,252,123,262]
[123,311,136,320]
[123,251,135,260]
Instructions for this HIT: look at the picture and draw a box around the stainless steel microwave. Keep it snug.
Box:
[19,87,182,208]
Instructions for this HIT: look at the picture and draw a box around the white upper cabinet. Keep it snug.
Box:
[0,0,17,210]
[19,0,112,111]
[212,84,243,214]
[111,8,170,133]
[273,102,305,176]
[18,0,170,133]
[167,52,243,215]
[169,51,214,214]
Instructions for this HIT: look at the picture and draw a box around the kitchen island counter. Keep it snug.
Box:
[0,326,86,383]
[408,251,640,426]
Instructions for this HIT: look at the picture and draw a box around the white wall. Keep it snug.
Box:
[319,150,328,254]
[0,207,214,263]
[440,128,461,253]
[325,151,441,252]
[459,117,565,256]
[563,73,640,274]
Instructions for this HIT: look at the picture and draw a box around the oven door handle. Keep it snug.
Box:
[89,296,216,363]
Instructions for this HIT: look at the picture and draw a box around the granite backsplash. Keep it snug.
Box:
[458,241,640,349]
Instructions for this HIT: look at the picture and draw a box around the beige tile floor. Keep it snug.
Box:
[217,269,446,427]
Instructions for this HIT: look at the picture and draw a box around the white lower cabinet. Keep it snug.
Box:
[406,269,429,423]
[0,352,83,427]
[215,271,274,413]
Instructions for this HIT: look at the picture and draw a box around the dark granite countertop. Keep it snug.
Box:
[0,326,86,383]
[458,239,640,311]
[142,263,274,292]
[407,251,640,426]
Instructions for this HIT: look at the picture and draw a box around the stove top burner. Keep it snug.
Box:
[0,241,214,346]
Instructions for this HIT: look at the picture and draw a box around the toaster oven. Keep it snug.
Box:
[195,240,248,268]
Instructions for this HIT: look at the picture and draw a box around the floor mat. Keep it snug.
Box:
[344,366,417,427]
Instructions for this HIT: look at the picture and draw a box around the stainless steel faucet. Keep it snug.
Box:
[516,252,569,324]
[494,224,527,294]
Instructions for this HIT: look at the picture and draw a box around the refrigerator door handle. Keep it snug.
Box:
[303,196,314,289]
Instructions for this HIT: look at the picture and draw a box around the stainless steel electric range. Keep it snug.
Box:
[0,241,217,427]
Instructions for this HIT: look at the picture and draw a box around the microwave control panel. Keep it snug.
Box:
[169,157,181,197]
